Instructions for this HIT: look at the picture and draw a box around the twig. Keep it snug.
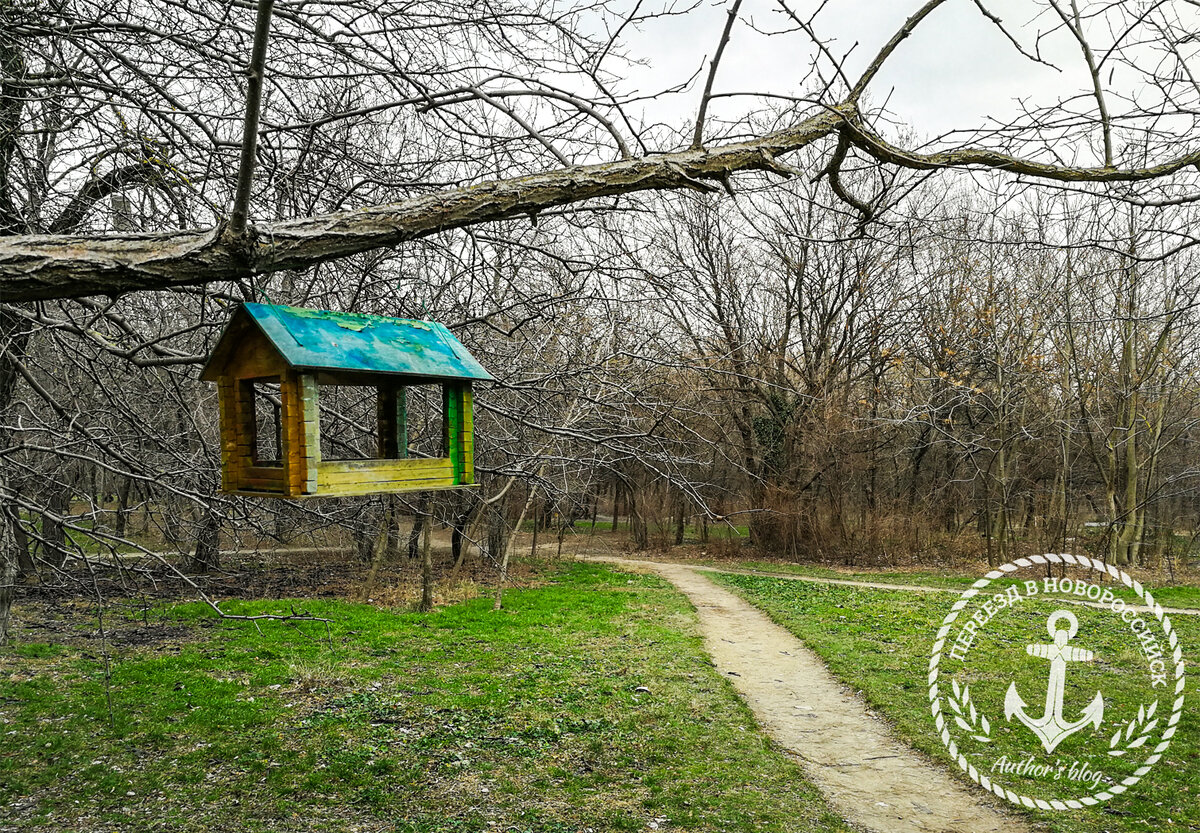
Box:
[229,0,276,234]
[692,0,744,150]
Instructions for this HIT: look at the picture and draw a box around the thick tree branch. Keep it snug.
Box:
[4,102,1200,303]
[0,108,846,301]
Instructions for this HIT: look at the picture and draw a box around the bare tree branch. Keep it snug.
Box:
[229,0,276,234]
[692,0,744,150]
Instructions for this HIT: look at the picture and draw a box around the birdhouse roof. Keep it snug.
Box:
[200,303,494,382]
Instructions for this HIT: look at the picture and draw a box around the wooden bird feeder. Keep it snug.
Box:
[200,303,492,498]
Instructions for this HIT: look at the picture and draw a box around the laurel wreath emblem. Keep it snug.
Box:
[949,677,993,742]
[928,552,1187,811]
[1109,700,1158,756]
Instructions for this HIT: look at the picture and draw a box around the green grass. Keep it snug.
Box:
[0,564,852,833]
[717,560,1200,609]
[719,560,979,588]
[712,572,1200,832]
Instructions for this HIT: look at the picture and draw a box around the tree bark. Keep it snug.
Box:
[0,112,846,300]
[406,496,430,560]
[11,505,33,577]
[419,514,434,612]
[0,509,14,644]
[630,487,648,550]
[41,485,71,570]
[113,477,133,538]
[5,100,1200,303]
[187,507,222,574]
[0,307,29,639]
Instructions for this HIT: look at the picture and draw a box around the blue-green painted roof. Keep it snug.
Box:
[202,303,493,382]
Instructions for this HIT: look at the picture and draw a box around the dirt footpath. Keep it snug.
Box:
[591,556,1031,833]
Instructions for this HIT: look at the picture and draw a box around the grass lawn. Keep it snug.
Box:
[716,559,1200,609]
[0,564,852,833]
[712,572,1200,832]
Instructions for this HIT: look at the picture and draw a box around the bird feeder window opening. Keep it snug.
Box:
[200,303,492,498]
[314,383,436,463]
[252,380,283,466]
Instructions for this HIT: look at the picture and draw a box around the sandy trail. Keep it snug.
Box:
[590,555,1030,833]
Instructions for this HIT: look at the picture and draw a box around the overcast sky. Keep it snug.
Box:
[617,0,1098,143]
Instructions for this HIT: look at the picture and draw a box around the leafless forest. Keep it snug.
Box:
[4,0,1200,641]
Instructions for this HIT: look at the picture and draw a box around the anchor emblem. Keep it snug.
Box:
[1004,610,1104,753]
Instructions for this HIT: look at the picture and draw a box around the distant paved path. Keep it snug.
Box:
[593,555,1200,617]
[587,556,1029,833]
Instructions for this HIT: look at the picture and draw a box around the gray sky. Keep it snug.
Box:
[618,0,1097,142]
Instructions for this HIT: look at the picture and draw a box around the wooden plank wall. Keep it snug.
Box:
[299,375,320,494]
[460,384,474,485]
[317,458,454,496]
[217,378,239,492]
[442,382,474,486]
[235,379,259,483]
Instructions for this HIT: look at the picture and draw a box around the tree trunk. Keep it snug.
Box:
[11,506,33,577]
[363,515,390,593]
[451,522,464,565]
[530,505,540,558]
[0,307,30,642]
[419,514,434,612]
[406,496,430,561]
[448,503,483,586]
[610,482,618,533]
[113,477,133,538]
[187,507,222,574]
[630,488,648,550]
[674,495,686,546]
[557,512,568,559]
[0,471,17,645]
[384,495,402,561]
[0,514,15,645]
[41,485,71,570]
[162,492,184,547]
[354,505,378,564]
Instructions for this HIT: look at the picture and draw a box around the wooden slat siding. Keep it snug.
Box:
[241,464,286,492]
[319,457,455,473]
[234,380,257,490]
[318,478,459,498]
[444,384,463,485]
[279,372,299,497]
[217,379,240,492]
[232,481,472,499]
[299,375,320,494]
[318,458,453,485]
[227,328,288,380]
[461,383,474,485]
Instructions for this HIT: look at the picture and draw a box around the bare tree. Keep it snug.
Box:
[3,0,1200,300]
